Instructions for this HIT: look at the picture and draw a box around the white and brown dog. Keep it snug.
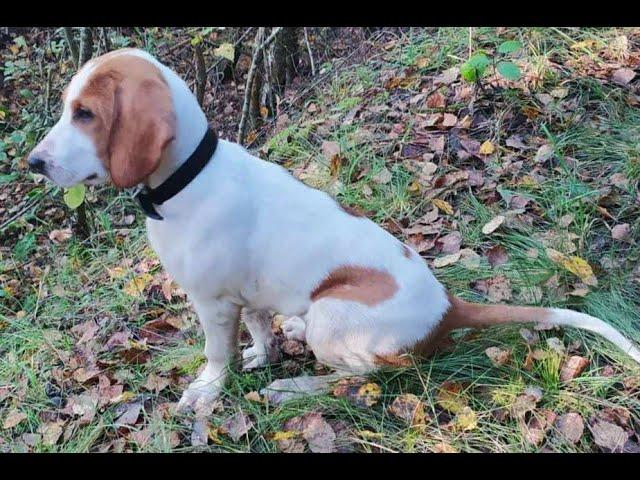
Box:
[28,48,640,410]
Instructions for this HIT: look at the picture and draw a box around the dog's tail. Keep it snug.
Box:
[445,295,640,363]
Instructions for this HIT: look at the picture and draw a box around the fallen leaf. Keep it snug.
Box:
[372,167,392,184]
[432,198,454,215]
[611,223,630,241]
[612,68,636,86]
[244,391,263,403]
[519,328,540,345]
[546,337,566,355]
[436,381,467,414]
[459,248,481,270]
[48,228,72,243]
[437,231,462,254]
[332,377,382,408]
[534,144,554,163]
[485,346,511,366]
[433,252,461,268]
[301,412,336,453]
[485,275,512,302]
[220,412,254,442]
[426,91,446,108]
[522,409,556,446]
[546,249,598,286]
[454,406,478,431]
[273,430,305,453]
[560,355,589,382]
[39,421,64,446]
[441,113,458,128]
[555,412,584,444]
[589,420,627,452]
[143,373,170,393]
[123,273,153,297]
[479,140,495,155]
[3,409,27,429]
[485,245,509,267]
[114,402,142,427]
[481,215,505,235]
[431,442,458,453]
[388,394,429,426]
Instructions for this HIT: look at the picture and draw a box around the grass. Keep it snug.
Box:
[1,27,640,452]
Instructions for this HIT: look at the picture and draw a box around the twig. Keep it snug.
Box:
[237,28,267,145]
[0,187,53,232]
[194,43,206,106]
[303,27,316,76]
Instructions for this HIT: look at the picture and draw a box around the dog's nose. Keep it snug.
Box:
[28,156,46,174]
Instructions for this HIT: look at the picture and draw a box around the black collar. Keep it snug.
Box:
[135,128,218,220]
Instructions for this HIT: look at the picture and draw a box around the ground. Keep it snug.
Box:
[1,27,639,453]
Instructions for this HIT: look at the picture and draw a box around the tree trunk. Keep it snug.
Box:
[63,27,79,69]
[78,27,94,66]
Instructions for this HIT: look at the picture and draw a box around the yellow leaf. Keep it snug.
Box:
[408,180,421,193]
[432,199,454,215]
[415,56,430,68]
[107,267,127,279]
[357,430,384,439]
[479,140,495,155]
[454,406,478,431]
[214,43,235,61]
[208,426,224,445]
[0,111,6,120]
[546,249,598,286]
[436,381,468,414]
[260,106,269,119]
[123,273,153,297]
[571,39,598,51]
[111,391,136,404]
[272,431,300,441]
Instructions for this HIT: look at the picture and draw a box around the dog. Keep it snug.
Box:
[27,48,640,411]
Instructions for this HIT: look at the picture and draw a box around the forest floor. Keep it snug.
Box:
[1,27,640,453]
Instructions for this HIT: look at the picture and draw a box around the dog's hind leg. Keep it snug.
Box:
[241,308,278,370]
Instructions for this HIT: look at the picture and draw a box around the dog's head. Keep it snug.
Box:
[28,49,176,189]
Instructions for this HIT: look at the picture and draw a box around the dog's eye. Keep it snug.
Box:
[73,107,94,121]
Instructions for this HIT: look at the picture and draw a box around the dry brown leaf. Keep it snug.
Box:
[3,409,27,429]
[555,412,584,444]
[372,167,392,184]
[485,346,511,366]
[560,355,590,382]
[433,252,461,268]
[48,228,72,243]
[437,231,462,254]
[282,339,305,356]
[301,412,336,453]
[589,420,627,452]
[485,245,509,267]
[426,91,446,108]
[481,215,505,235]
[612,68,636,86]
[220,412,254,442]
[611,223,630,241]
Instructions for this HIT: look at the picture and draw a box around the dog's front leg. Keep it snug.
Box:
[177,297,240,412]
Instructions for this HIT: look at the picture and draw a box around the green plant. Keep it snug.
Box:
[461,39,523,85]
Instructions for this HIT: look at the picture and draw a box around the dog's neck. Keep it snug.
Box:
[144,56,210,190]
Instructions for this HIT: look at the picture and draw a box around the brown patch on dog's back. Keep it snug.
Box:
[311,265,398,306]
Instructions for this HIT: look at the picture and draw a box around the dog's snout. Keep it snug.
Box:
[28,155,46,174]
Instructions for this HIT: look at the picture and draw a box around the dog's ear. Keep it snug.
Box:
[108,76,175,188]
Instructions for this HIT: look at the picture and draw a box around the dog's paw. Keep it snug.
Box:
[242,345,270,371]
[176,380,221,414]
[282,316,306,342]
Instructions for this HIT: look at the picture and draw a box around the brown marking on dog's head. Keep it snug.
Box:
[310,265,398,306]
[71,54,175,188]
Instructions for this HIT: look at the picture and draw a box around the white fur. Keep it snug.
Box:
[31,49,639,409]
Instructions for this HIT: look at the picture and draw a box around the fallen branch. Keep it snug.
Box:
[63,27,79,69]
[303,27,316,76]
